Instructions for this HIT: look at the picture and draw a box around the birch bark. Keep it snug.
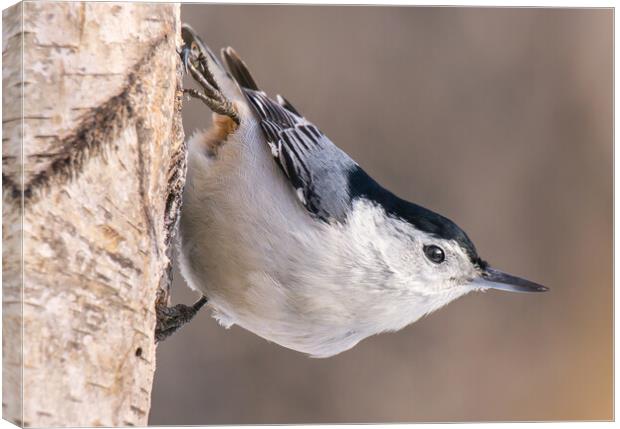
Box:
[2,2,184,426]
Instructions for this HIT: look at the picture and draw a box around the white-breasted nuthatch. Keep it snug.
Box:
[174,25,547,357]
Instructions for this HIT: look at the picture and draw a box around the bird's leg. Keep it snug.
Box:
[196,51,221,91]
[184,62,239,125]
[183,88,216,108]
[181,44,239,125]
[186,60,224,103]
[155,296,208,342]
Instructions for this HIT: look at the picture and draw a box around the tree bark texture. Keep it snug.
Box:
[2,2,184,426]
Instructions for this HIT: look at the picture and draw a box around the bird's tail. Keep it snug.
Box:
[220,46,260,91]
[221,46,302,116]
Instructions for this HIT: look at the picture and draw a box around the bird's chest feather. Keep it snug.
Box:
[180,121,322,304]
[179,120,464,356]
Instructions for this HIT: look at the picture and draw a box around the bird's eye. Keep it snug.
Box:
[423,245,445,264]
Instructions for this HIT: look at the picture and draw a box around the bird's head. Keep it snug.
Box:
[347,166,548,299]
[375,200,548,298]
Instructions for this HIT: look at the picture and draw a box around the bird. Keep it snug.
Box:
[170,24,548,357]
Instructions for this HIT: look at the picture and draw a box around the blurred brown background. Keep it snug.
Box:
[150,6,612,424]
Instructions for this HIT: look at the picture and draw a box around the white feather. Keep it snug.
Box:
[178,105,479,357]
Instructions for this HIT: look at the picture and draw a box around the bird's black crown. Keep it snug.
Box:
[347,166,487,269]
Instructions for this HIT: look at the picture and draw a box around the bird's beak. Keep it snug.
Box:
[471,267,548,293]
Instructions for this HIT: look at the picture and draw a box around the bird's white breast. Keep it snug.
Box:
[178,115,467,357]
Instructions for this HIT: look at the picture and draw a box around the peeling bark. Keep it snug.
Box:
[2,2,184,426]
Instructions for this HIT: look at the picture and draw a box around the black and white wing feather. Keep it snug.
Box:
[222,48,357,222]
[220,47,490,269]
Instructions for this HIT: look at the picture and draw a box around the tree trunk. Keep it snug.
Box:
[2,2,184,426]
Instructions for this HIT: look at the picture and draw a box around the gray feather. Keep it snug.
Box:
[246,89,357,222]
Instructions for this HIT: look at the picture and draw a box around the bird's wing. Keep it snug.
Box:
[222,48,357,222]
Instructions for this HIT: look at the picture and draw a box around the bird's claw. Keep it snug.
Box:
[155,296,209,342]
[181,44,191,74]
[179,24,239,124]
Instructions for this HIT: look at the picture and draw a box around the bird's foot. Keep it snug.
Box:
[180,27,239,125]
[155,296,208,342]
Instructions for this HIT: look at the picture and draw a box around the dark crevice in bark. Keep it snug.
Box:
[2,35,170,205]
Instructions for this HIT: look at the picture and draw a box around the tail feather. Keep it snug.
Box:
[221,47,303,117]
[221,47,260,91]
[276,94,301,116]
